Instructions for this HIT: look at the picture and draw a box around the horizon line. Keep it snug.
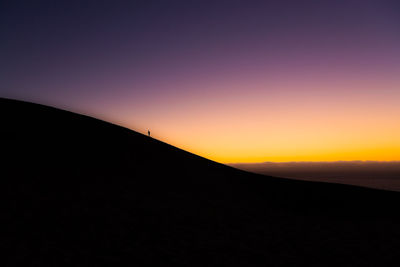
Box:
[227,160,400,165]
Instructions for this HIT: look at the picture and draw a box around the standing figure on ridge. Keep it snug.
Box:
[148,130,151,137]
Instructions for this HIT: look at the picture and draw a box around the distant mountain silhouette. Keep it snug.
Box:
[3,97,400,267]
[231,161,400,191]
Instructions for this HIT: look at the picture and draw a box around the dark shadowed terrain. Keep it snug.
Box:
[3,98,400,266]
[231,162,400,192]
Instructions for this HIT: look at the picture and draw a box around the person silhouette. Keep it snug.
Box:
[148,130,151,137]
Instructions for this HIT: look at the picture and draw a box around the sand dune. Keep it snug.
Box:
[3,98,400,266]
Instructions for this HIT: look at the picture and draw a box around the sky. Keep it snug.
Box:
[1,0,400,163]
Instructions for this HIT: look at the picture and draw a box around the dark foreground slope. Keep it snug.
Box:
[3,98,400,266]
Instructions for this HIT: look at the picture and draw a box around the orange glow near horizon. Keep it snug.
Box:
[113,78,400,164]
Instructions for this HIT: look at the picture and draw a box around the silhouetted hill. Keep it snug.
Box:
[3,98,400,266]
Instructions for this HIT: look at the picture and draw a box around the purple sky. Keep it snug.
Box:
[1,0,400,162]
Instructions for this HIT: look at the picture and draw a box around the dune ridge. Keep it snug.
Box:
[3,97,400,267]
